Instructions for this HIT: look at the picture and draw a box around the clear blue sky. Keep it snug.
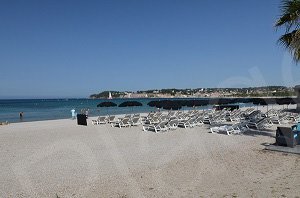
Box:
[0,0,299,98]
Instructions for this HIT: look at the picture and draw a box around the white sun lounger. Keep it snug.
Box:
[210,122,247,135]
[143,121,168,133]
[111,117,131,128]
[92,116,107,125]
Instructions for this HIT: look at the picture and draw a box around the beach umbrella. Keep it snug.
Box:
[97,101,117,107]
[118,101,143,107]
[217,98,235,105]
[250,98,266,111]
[185,99,208,108]
[276,97,296,109]
[263,98,277,116]
[147,100,160,107]
[254,98,268,106]
[147,100,165,111]
[208,98,232,106]
[118,101,143,113]
[160,100,182,110]
[250,98,276,114]
[231,98,253,107]
[97,101,117,115]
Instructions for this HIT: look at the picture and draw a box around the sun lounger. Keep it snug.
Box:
[178,117,197,128]
[143,121,168,133]
[270,114,289,125]
[111,117,131,128]
[194,117,204,126]
[246,118,273,130]
[210,122,246,135]
[130,117,141,126]
[210,125,236,135]
[167,119,179,130]
[92,116,107,125]
[144,116,160,124]
[107,115,116,123]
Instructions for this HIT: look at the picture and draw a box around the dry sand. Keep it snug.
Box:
[0,106,300,197]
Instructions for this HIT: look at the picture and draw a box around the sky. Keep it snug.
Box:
[0,0,300,99]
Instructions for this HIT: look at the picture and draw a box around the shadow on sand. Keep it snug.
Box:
[241,128,275,138]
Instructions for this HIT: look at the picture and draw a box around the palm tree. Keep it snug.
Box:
[275,0,300,62]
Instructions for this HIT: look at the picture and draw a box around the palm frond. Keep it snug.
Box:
[275,0,300,32]
[277,30,297,49]
[276,0,300,63]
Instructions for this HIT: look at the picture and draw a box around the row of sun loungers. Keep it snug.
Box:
[91,107,300,135]
[92,114,141,127]
[92,115,116,125]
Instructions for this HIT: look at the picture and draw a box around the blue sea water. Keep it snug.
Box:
[0,98,214,123]
[0,98,252,123]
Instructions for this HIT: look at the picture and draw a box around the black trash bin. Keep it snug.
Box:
[77,114,87,126]
[276,127,297,148]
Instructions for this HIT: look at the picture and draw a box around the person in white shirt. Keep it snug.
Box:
[71,109,76,119]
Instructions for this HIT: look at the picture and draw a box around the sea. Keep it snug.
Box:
[0,98,251,123]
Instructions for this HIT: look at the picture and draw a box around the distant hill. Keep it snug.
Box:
[90,91,126,99]
[90,86,296,99]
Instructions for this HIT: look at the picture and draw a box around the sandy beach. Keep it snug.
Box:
[0,106,300,198]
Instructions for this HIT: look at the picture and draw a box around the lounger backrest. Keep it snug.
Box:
[169,116,177,121]
[256,118,266,124]
[124,115,131,119]
[168,119,178,126]
[131,117,139,123]
[99,116,106,121]
[189,117,197,123]
[160,115,167,121]
[152,117,159,121]
[122,118,130,124]
[159,121,168,128]
[195,117,203,122]
[109,116,115,121]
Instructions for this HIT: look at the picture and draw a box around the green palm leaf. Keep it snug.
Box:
[275,0,300,62]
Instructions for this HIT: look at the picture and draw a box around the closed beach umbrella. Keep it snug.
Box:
[97,101,117,115]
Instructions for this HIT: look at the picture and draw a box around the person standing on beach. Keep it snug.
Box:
[19,112,23,120]
[71,109,76,119]
[85,109,89,118]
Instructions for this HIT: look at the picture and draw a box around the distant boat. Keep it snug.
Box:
[108,92,112,99]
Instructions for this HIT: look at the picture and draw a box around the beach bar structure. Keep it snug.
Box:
[295,85,300,112]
